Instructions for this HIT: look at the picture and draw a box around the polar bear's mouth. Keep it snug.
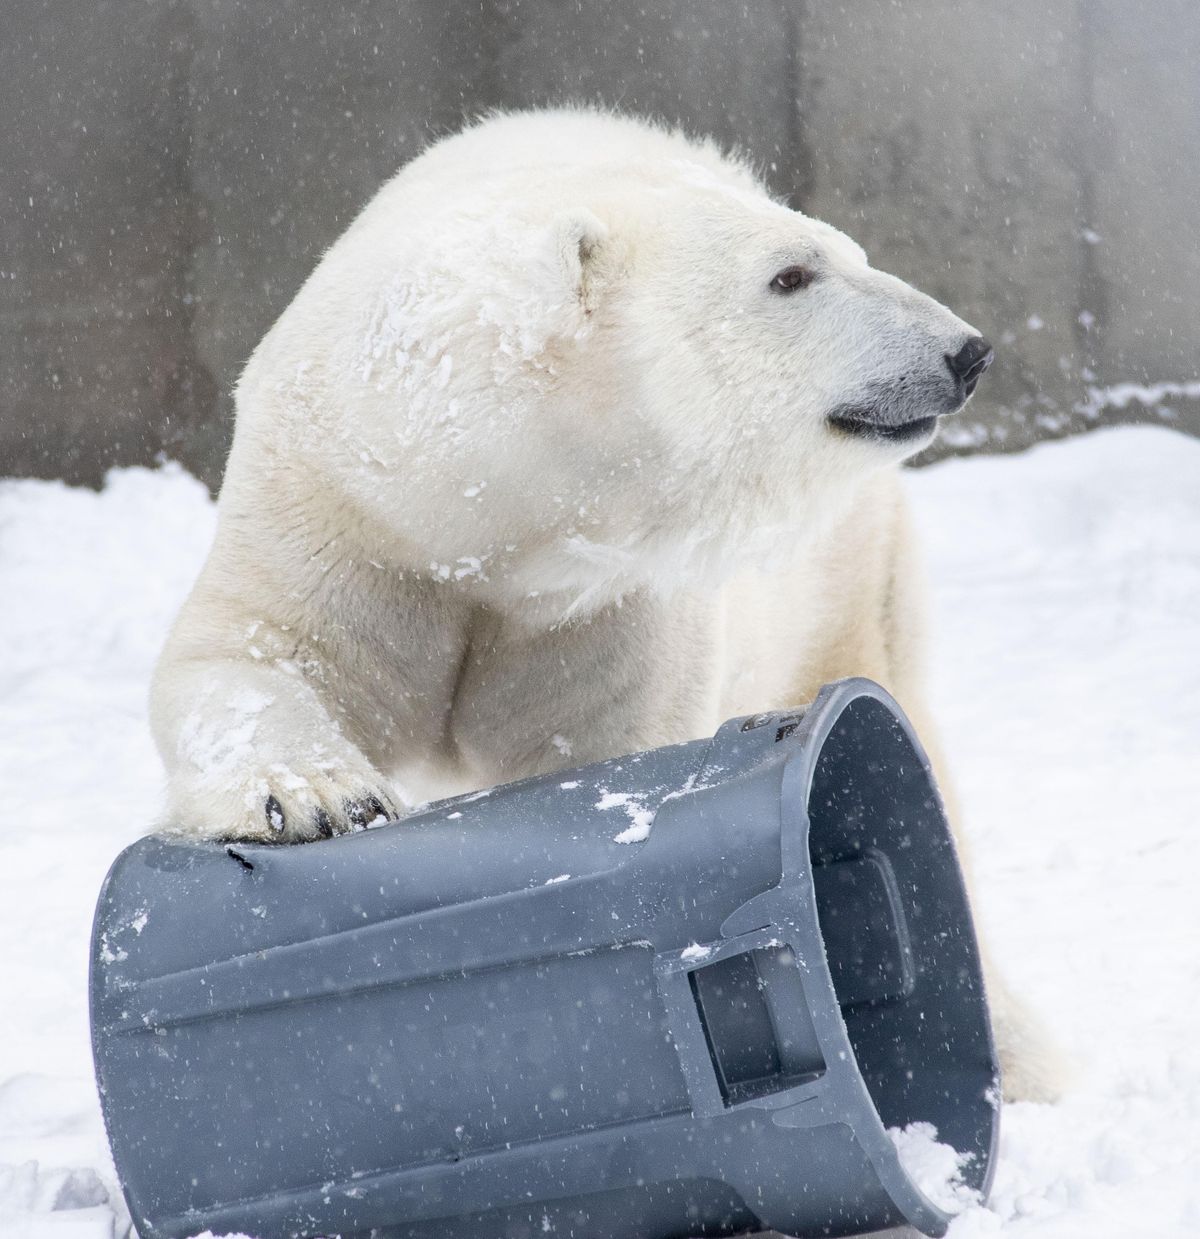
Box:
[827,411,940,444]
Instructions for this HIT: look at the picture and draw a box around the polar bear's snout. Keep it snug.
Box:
[827,333,994,445]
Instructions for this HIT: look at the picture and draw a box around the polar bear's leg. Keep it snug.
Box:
[874,499,1067,1103]
[768,489,1064,1101]
[976,944,1070,1103]
[887,694,1068,1101]
[884,687,1068,1102]
[151,643,402,843]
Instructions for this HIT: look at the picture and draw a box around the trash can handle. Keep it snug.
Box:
[654,927,828,1121]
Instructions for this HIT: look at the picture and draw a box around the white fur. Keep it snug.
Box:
[150,108,1061,1099]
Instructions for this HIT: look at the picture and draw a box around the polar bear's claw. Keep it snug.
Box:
[264,795,286,835]
[345,795,395,830]
[246,783,400,844]
[243,781,403,844]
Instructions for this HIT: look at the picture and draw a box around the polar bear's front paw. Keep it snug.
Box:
[167,758,404,844]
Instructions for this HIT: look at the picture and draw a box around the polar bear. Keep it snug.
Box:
[150,108,1059,1099]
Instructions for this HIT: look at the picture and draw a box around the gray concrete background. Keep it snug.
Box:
[3,0,1197,491]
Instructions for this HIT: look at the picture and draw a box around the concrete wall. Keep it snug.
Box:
[798,0,1200,459]
[3,0,1197,491]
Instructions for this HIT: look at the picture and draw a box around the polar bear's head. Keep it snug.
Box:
[320,113,993,613]
[490,159,992,605]
[555,163,990,474]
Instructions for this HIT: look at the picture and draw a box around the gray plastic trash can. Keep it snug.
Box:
[90,677,998,1238]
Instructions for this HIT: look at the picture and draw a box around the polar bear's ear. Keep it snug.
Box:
[549,210,609,312]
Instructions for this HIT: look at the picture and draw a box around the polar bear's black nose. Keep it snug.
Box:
[946,336,995,396]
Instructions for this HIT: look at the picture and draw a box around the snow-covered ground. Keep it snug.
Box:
[1,426,1197,1238]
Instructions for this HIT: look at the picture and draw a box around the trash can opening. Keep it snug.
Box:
[807,693,997,1196]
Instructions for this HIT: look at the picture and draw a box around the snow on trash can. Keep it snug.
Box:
[90,677,999,1238]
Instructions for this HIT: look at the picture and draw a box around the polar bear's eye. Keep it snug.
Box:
[770,265,815,292]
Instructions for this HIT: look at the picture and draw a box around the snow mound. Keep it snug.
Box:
[888,1121,978,1215]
